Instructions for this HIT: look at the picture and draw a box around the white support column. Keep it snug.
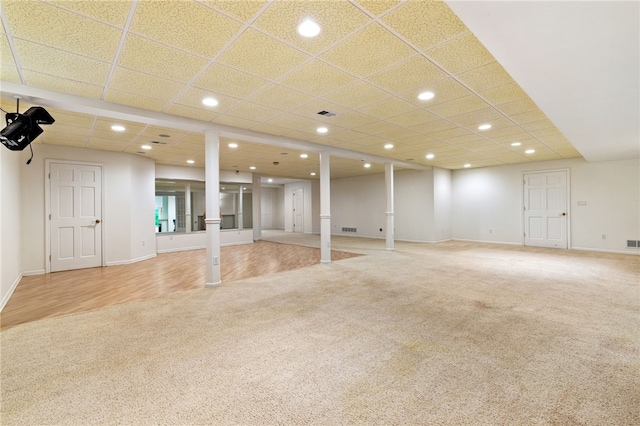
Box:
[237,185,244,230]
[252,173,262,241]
[320,152,331,263]
[385,162,395,251]
[185,182,192,233]
[205,130,222,287]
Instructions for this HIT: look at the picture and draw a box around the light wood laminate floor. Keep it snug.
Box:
[0,240,360,329]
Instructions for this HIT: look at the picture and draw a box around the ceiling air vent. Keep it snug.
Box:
[152,140,168,145]
[317,110,336,117]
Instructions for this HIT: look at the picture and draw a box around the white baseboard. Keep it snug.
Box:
[156,245,205,254]
[453,238,522,246]
[571,246,640,255]
[0,273,22,313]
[106,253,157,267]
[22,269,46,276]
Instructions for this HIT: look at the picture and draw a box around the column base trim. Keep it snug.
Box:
[205,281,222,287]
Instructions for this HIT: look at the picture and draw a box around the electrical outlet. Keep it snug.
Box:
[602,234,606,240]
[213,256,219,265]
[489,229,493,234]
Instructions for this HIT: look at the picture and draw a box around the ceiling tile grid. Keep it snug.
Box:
[0,0,583,177]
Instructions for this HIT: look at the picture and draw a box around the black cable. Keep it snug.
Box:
[0,107,8,114]
[26,142,33,165]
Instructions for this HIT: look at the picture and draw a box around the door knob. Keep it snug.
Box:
[561,212,566,216]
[95,219,101,224]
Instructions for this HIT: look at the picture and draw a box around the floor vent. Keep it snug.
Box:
[342,227,357,233]
[627,240,640,248]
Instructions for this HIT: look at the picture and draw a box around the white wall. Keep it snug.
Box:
[0,146,23,311]
[20,144,157,272]
[330,169,447,242]
[129,156,157,262]
[452,158,640,253]
[434,168,453,242]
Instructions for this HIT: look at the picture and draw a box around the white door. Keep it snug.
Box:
[293,188,304,233]
[261,192,272,229]
[50,162,102,272]
[523,170,568,248]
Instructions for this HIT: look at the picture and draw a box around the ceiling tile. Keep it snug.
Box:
[200,0,268,22]
[131,1,242,57]
[164,104,219,121]
[253,1,370,55]
[45,108,96,128]
[410,119,457,135]
[457,61,516,93]
[108,67,183,103]
[195,63,270,99]
[217,28,310,80]
[0,64,21,83]
[104,88,168,112]
[49,0,132,27]
[117,34,208,83]
[427,95,488,118]
[354,1,402,16]
[14,39,110,86]
[354,120,405,137]
[428,127,475,141]
[510,110,549,125]
[42,134,88,146]
[321,23,415,78]
[3,0,122,61]
[247,84,316,112]
[280,60,356,96]
[367,55,447,94]
[427,33,494,75]
[382,1,467,51]
[224,101,284,122]
[447,107,504,127]
[498,98,541,116]
[248,122,290,137]
[212,114,260,130]
[402,78,472,107]
[139,126,190,143]
[93,117,146,134]
[266,113,321,132]
[321,110,377,129]
[323,80,391,110]
[480,83,529,106]
[22,70,103,98]
[520,119,557,132]
[359,97,415,120]
[385,110,440,127]
[173,87,240,114]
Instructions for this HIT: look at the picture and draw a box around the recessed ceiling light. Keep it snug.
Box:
[111,124,125,132]
[384,143,394,149]
[159,134,170,138]
[511,141,522,147]
[268,178,273,183]
[300,153,308,159]
[317,126,328,134]
[418,91,435,101]
[364,163,371,168]
[478,124,492,131]
[186,160,195,164]
[310,172,316,176]
[525,149,536,154]
[298,18,321,38]
[141,145,151,150]
[202,97,218,107]
[249,166,256,170]
[426,153,435,160]
[228,143,238,148]
[464,163,471,168]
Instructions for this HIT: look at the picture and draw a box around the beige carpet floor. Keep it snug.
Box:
[1,236,638,425]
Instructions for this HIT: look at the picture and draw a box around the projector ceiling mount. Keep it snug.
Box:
[1,96,55,164]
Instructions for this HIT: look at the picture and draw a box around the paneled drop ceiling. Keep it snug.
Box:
[0,0,635,180]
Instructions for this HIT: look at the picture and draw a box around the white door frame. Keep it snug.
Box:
[522,168,571,248]
[292,187,304,233]
[45,159,105,273]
